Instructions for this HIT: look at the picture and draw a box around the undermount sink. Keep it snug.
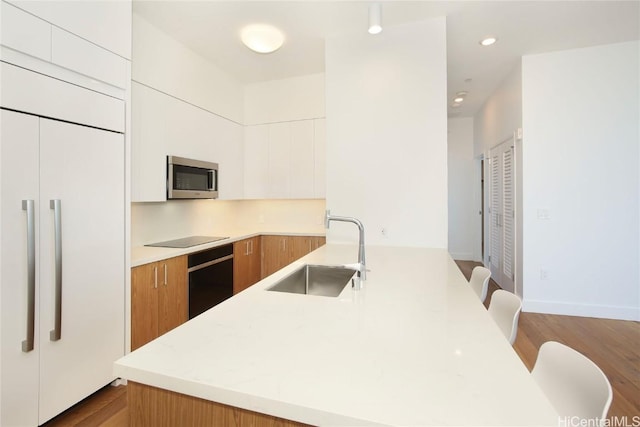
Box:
[266,264,357,297]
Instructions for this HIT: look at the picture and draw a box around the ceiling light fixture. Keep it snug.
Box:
[240,24,285,54]
[368,3,382,35]
[453,97,464,103]
[479,37,497,46]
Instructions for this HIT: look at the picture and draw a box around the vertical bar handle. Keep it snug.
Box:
[154,266,158,289]
[22,200,35,352]
[245,241,249,256]
[249,240,253,255]
[164,264,168,286]
[49,199,62,342]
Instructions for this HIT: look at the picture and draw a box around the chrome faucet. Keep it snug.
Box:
[324,209,367,289]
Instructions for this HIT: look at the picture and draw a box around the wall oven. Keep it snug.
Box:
[187,244,234,319]
[167,155,218,199]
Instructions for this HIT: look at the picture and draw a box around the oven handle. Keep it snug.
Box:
[187,254,234,273]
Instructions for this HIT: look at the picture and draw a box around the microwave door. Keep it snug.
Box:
[167,156,219,199]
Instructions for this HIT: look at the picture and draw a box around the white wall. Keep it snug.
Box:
[448,117,481,261]
[474,61,522,157]
[474,62,523,296]
[244,73,325,125]
[522,41,640,321]
[132,13,243,124]
[325,18,448,248]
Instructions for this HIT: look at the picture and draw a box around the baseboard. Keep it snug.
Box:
[523,299,640,321]
[450,252,479,261]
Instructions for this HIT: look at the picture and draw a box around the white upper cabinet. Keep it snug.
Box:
[6,0,131,59]
[50,27,128,89]
[313,119,327,198]
[131,82,244,202]
[289,120,315,198]
[131,82,168,202]
[1,0,130,95]
[0,1,51,61]
[244,119,325,200]
[244,125,269,199]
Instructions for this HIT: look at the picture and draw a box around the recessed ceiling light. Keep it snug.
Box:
[480,37,497,46]
[454,97,464,103]
[241,24,285,54]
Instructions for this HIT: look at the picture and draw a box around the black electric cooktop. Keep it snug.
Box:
[145,235,229,248]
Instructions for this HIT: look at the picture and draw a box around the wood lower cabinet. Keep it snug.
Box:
[131,256,187,351]
[261,235,326,279]
[233,236,262,294]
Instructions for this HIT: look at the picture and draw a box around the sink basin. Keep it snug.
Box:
[266,264,357,297]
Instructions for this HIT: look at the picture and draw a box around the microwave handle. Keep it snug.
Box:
[208,169,217,191]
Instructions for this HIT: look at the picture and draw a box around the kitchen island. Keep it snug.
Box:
[114,244,558,426]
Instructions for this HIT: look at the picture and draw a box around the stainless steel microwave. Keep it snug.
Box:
[167,155,218,199]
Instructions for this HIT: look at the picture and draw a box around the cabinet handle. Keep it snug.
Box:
[49,199,62,342]
[164,264,167,286]
[245,241,249,256]
[249,240,253,255]
[22,200,36,352]
[154,266,158,289]
[282,238,286,251]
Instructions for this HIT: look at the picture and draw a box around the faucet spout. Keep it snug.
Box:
[324,210,367,284]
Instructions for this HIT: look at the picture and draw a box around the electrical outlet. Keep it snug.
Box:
[540,269,549,280]
[537,209,551,220]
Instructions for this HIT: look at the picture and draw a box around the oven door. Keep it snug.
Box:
[187,245,233,319]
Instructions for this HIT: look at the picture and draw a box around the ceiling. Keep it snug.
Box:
[133,1,640,118]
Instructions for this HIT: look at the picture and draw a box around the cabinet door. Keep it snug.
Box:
[38,118,125,423]
[131,82,169,202]
[313,119,326,198]
[267,123,290,198]
[235,237,263,293]
[290,236,314,262]
[312,236,326,250]
[248,236,262,286]
[0,110,40,427]
[244,125,269,199]
[131,263,160,351]
[261,235,291,279]
[158,256,188,336]
[233,239,251,294]
[289,121,315,198]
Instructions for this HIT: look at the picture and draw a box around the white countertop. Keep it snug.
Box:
[131,228,325,267]
[115,244,558,426]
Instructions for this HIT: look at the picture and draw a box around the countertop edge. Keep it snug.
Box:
[131,230,326,267]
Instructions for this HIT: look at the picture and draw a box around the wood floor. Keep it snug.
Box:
[44,260,639,426]
[456,260,640,419]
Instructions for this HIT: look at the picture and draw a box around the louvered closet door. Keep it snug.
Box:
[490,151,502,277]
[488,140,515,293]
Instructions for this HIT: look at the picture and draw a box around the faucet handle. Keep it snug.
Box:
[324,209,331,229]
